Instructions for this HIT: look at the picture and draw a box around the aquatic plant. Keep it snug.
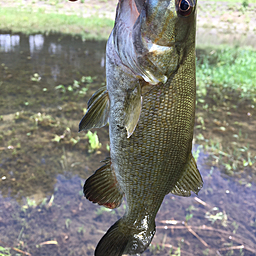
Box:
[0,246,11,256]
[95,206,113,216]
[65,218,72,229]
[86,131,101,152]
[205,207,228,227]
[30,73,41,82]
[55,76,94,95]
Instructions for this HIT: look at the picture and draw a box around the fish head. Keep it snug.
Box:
[131,0,197,83]
[111,0,197,85]
[139,0,197,45]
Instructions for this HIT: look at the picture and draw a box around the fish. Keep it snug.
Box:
[79,0,203,255]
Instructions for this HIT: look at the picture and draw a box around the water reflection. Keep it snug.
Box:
[0,34,20,52]
[29,34,44,54]
[0,32,106,114]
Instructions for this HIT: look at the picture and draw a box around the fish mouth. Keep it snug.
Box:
[113,0,195,85]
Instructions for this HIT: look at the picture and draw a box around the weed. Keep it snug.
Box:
[81,76,94,84]
[30,73,41,82]
[47,194,55,207]
[65,218,72,229]
[86,131,101,152]
[55,77,93,95]
[77,226,86,234]
[40,198,48,207]
[232,221,239,234]
[0,246,11,256]
[22,197,37,211]
[242,0,249,8]
[185,213,193,222]
[205,207,228,227]
[95,206,113,216]
[149,243,165,254]
[202,248,210,255]
[170,246,181,256]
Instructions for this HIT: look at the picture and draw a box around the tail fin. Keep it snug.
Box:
[95,218,155,256]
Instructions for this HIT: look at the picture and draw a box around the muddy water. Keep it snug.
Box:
[0,33,255,256]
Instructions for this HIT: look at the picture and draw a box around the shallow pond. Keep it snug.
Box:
[0,33,255,256]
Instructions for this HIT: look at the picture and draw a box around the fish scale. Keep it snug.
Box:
[120,83,193,201]
[79,0,203,255]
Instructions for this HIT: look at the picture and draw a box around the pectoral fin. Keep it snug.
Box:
[124,85,142,138]
[170,153,203,197]
[84,157,124,209]
[79,87,109,132]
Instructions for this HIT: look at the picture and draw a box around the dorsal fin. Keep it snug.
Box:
[170,153,203,197]
[79,87,109,132]
[84,157,124,209]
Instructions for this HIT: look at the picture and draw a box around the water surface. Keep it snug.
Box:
[0,33,255,256]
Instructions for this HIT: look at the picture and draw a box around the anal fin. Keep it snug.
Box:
[84,157,124,209]
[171,153,203,197]
[79,86,109,132]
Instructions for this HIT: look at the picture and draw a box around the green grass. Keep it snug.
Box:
[203,0,256,3]
[0,7,114,40]
[197,46,256,101]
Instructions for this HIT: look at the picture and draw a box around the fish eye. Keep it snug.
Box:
[178,0,193,16]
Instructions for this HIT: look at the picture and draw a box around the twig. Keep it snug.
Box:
[39,240,58,246]
[159,219,182,225]
[11,247,32,256]
[162,233,167,249]
[0,239,32,256]
[156,243,194,256]
[218,245,244,251]
[184,222,208,247]
[194,197,208,207]
[157,225,256,254]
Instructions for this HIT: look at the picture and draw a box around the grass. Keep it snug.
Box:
[196,46,256,101]
[0,7,114,40]
[207,0,256,3]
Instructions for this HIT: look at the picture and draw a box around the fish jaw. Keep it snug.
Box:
[112,0,197,86]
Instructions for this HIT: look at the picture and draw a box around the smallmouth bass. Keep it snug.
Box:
[79,0,203,255]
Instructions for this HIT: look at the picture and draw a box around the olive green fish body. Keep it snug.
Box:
[79,0,203,255]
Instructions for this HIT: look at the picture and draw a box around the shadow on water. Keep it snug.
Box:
[0,33,255,255]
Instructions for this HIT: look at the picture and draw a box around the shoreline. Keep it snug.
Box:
[0,1,256,42]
